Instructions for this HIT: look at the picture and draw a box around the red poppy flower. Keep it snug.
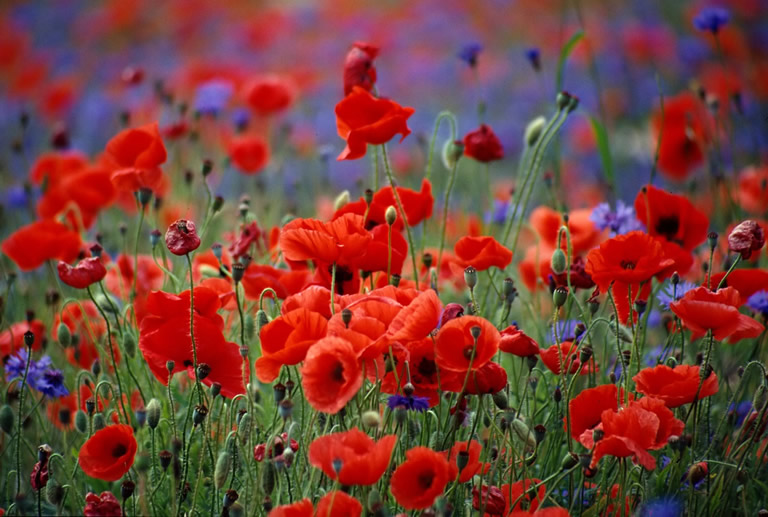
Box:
[47,393,77,431]
[585,231,674,323]
[36,164,115,230]
[633,364,718,408]
[453,235,513,271]
[256,308,328,383]
[29,151,89,186]
[435,316,500,373]
[501,478,546,513]
[138,287,245,398]
[84,492,122,517]
[635,185,709,252]
[441,439,489,483]
[281,285,336,319]
[267,498,312,517]
[530,206,603,256]
[301,336,362,414]
[357,223,408,274]
[2,220,81,271]
[390,446,453,510]
[499,324,540,357]
[78,424,137,481]
[333,179,434,229]
[737,166,768,214]
[652,92,710,181]
[539,342,593,376]
[670,286,764,342]
[57,257,107,289]
[565,384,619,440]
[0,319,45,358]
[335,87,414,160]
[708,268,768,304]
[279,214,371,267]
[308,428,396,485]
[241,264,291,301]
[472,484,506,515]
[344,41,378,96]
[104,254,165,323]
[508,507,570,517]
[463,124,504,162]
[244,74,296,115]
[315,491,363,517]
[229,221,267,259]
[442,360,507,395]
[228,134,270,174]
[165,219,201,256]
[105,122,167,192]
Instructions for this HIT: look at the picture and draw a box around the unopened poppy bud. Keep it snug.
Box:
[385,205,397,226]
[364,188,374,206]
[122,332,136,358]
[390,274,401,287]
[74,410,87,433]
[556,91,572,111]
[91,360,101,377]
[209,382,221,399]
[256,310,269,332]
[193,405,208,426]
[492,390,508,410]
[634,299,647,315]
[671,272,680,285]
[137,187,153,206]
[362,410,381,428]
[92,413,106,431]
[0,405,14,434]
[561,452,579,470]
[550,248,567,275]
[159,450,173,470]
[334,190,350,211]
[202,159,214,176]
[524,116,547,147]
[512,419,536,450]
[212,196,224,213]
[685,462,708,485]
[567,94,580,113]
[46,481,63,506]
[341,308,353,328]
[422,252,433,270]
[24,330,34,348]
[57,323,71,347]
[121,480,135,500]
[464,266,478,289]
[553,287,568,307]
[442,139,464,169]
[526,356,539,371]
[232,263,245,283]
[150,229,161,248]
[214,451,232,489]
[553,386,562,403]
[367,489,381,512]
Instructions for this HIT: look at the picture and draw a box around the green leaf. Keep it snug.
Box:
[588,114,615,196]
[555,30,584,92]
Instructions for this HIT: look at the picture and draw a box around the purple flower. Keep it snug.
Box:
[524,47,541,70]
[4,350,68,398]
[457,42,483,67]
[590,201,644,236]
[387,394,429,412]
[693,7,730,34]
[638,497,683,517]
[194,80,234,116]
[656,280,697,310]
[747,290,768,317]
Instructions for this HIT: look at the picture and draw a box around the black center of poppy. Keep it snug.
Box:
[331,363,344,383]
[655,216,680,240]
[183,360,192,367]
[620,260,635,270]
[59,408,71,425]
[418,471,434,489]
[328,265,354,295]
[112,444,128,458]
[417,358,437,378]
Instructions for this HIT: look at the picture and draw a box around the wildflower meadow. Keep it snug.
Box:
[2,1,768,516]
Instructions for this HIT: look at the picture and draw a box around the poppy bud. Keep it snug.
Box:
[256,310,270,332]
[441,139,464,169]
[553,386,562,403]
[634,299,647,315]
[214,451,232,489]
[122,332,136,358]
[341,308,353,328]
[334,190,350,211]
[149,229,161,248]
[385,205,397,226]
[492,390,508,410]
[137,187,153,207]
[165,219,201,256]
[561,452,579,470]
[464,266,478,290]
[728,220,765,259]
[202,159,213,176]
[367,489,381,513]
[208,382,221,399]
[166,360,175,374]
[159,450,173,470]
[511,419,536,450]
[237,413,252,446]
[553,287,568,308]
[364,189,374,206]
[470,326,482,342]
[526,356,538,371]
[556,91,572,111]
[0,405,14,434]
[422,252,433,270]
[146,398,161,430]
[272,383,286,403]
[57,323,71,347]
[707,231,719,251]
[362,410,381,428]
[46,480,63,506]
[74,410,87,433]
[524,116,547,147]
[92,413,105,431]
[212,196,224,213]
[579,345,593,364]
[534,424,547,444]
[24,330,35,348]
[193,405,208,426]
[550,248,567,275]
[671,272,680,285]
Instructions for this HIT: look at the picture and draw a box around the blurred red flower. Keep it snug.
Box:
[333,179,434,230]
[463,124,504,162]
[539,341,594,376]
[83,491,122,517]
[267,498,312,517]
[0,319,45,359]
[335,87,414,160]
[244,74,296,115]
[228,134,270,174]
[453,235,513,271]
[308,428,396,485]
[652,92,710,181]
[279,214,371,267]
[669,286,764,342]
[390,446,452,510]
[79,424,137,481]
[441,439,489,483]
[1,220,81,271]
[633,364,718,408]
[343,41,378,96]
[105,122,167,192]
[565,384,619,440]
[315,491,362,517]
[46,393,77,431]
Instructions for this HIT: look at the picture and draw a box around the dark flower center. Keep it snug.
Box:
[417,358,437,378]
[655,216,680,240]
[331,363,344,383]
[620,260,636,270]
[418,471,435,489]
[112,443,128,458]
[59,408,71,425]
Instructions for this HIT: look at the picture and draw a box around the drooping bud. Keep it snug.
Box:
[122,332,136,358]
[214,451,233,489]
[550,248,567,275]
[57,323,71,347]
[441,139,464,170]
[74,410,87,433]
[524,116,547,147]
[146,398,162,430]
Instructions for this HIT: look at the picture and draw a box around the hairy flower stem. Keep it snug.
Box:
[186,253,204,406]
[14,342,33,496]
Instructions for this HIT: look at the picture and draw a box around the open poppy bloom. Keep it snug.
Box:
[104,254,165,324]
[315,491,363,517]
[565,384,620,440]
[335,86,414,160]
[279,213,371,268]
[308,427,396,485]
[138,287,245,398]
[333,179,434,230]
[357,223,408,274]
[2,219,81,271]
[669,286,764,342]
[104,122,167,192]
[539,341,593,376]
[57,257,107,289]
[300,336,362,414]
[78,424,137,481]
[500,478,547,514]
[435,315,500,374]
[228,134,270,174]
[0,319,45,358]
[737,165,768,214]
[390,446,453,510]
[441,360,507,395]
[343,41,378,96]
[708,268,768,304]
[463,124,504,162]
[652,92,710,181]
[453,235,513,271]
[256,308,328,383]
[46,393,77,431]
[585,231,675,323]
[499,324,540,357]
[441,439,489,483]
[633,364,718,408]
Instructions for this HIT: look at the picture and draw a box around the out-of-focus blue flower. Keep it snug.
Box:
[747,290,768,317]
[387,394,429,412]
[643,344,665,367]
[4,349,69,398]
[728,400,752,427]
[638,496,683,517]
[5,185,30,209]
[194,80,234,116]
[457,42,483,67]
[232,108,250,130]
[656,280,697,310]
[693,7,730,34]
[590,200,644,236]
[524,47,541,70]
[647,309,662,329]
[485,199,510,226]
[550,319,580,342]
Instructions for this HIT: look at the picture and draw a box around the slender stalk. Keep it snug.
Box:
[381,145,419,288]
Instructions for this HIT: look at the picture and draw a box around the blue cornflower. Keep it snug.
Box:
[590,200,644,236]
[457,42,483,67]
[747,290,768,317]
[194,80,234,116]
[485,199,510,226]
[36,369,69,398]
[728,400,753,427]
[638,496,683,517]
[693,7,730,34]
[550,319,580,342]
[524,47,541,70]
[4,349,69,398]
[387,394,429,412]
[656,280,697,310]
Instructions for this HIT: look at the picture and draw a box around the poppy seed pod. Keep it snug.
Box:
[121,480,135,500]
[491,390,508,410]
[210,382,222,398]
[137,187,153,206]
[390,274,401,287]
[553,287,568,308]
[550,248,567,275]
[232,263,245,283]
[159,450,172,470]
[149,229,161,248]
[24,330,35,348]
[146,398,161,430]
[464,266,478,289]
[524,116,547,147]
[341,308,353,328]
[212,196,224,213]
[385,205,397,226]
